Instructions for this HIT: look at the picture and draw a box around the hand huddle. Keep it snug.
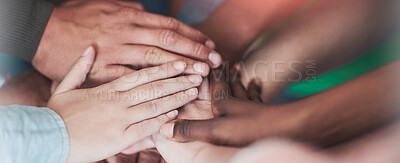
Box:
[1,0,399,162]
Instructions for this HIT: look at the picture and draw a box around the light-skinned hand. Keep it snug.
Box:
[34,0,221,86]
[48,46,202,162]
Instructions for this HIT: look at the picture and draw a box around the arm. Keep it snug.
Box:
[0,105,69,163]
[290,59,400,146]
[0,0,54,61]
[161,59,400,147]
[195,0,310,63]
[241,0,400,102]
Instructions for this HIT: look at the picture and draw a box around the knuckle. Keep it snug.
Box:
[176,77,188,87]
[159,30,177,46]
[165,17,180,31]
[192,43,205,57]
[194,31,203,42]
[176,121,192,138]
[118,7,137,16]
[147,100,159,113]
[144,48,162,64]
[136,70,150,81]
[134,3,145,10]
[149,82,163,91]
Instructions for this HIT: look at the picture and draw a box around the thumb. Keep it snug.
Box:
[160,119,216,143]
[53,46,96,95]
[50,81,59,95]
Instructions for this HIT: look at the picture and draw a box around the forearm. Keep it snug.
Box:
[242,0,400,102]
[195,0,309,63]
[0,105,69,162]
[290,60,400,146]
[326,121,400,162]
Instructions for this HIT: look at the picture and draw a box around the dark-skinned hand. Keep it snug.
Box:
[159,66,300,146]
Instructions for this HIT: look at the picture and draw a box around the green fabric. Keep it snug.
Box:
[284,34,400,98]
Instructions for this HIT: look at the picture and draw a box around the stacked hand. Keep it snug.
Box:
[48,47,202,162]
[159,66,302,146]
[34,0,221,86]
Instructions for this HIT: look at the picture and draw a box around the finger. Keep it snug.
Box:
[113,8,215,48]
[109,45,210,77]
[123,27,222,68]
[50,81,59,95]
[86,65,136,87]
[229,65,247,99]
[210,68,231,116]
[123,75,202,106]
[54,46,95,95]
[197,77,210,100]
[116,2,145,11]
[247,78,262,102]
[125,110,179,144]
[108,61,187,92]
[121,137,155,155]
[129,88,198,123]
[160,119,216,143]
[210,68,231,101]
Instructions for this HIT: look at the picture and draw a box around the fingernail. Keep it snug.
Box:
[82,46,93,56]
[208,52,222,67]
[193,63,205,74]
[173,61,186,71]
[161,123,174,138]
[205,40,216,49]
[185,88,198,96]
[188,75,202,84]
[167,110,178,118]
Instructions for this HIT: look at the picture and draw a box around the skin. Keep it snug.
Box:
[153,119,400,163]
[241,0,400,102]
[161,59,400,147]
[192,0,399,102]
[47,47,202,162]
[154,66,400,163]
[194,0,310,63]
[155,120,400,163]
[33,0,222,87]
[0,71,51,107]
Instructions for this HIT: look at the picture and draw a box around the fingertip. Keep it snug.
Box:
[161,122,175,138]
[188,75,203,84]
[185,87,198,97]
[193,62,210,76]
[205,40,216,49]
[79,46,96,68]
[172,61,187,71]
[167,110,179,119]
[208,52,222,68]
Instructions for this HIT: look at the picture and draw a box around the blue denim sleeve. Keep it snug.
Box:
[0,105,69,163]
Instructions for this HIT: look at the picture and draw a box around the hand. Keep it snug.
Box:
[48,46,202,162]
[119,78,215,155]
[160,67,302,146]
[34,0,221,86]
[152,74,237,163]
[0,70,51,106]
